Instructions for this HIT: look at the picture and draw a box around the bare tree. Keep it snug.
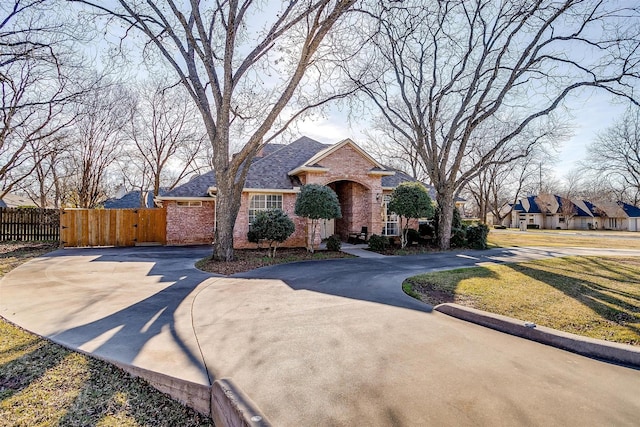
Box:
[0,1,86,198]
[66,84,133,208]
[350,0,640,249]
[72,0,359,260]
[584,106,640,205]
[125,81,209,202]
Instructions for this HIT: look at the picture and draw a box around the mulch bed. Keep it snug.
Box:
[196,247,353,276]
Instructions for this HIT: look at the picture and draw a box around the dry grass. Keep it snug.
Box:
[488,229,640,249]
[0,242,213,426]
[405,256,640,346]
[196,247,353,275]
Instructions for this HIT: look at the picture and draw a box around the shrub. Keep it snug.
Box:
[368,234,389,252]
[326,234,342,251]
[248,209,295,257]
[466,223,489,249]
[450,227,467,247]
[418,222,434,237]
[406,228,420,245]
[527,224,540,229]
[493,224,506,229]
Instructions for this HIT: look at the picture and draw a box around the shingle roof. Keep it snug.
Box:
[162,172,216,198]
[163,137,329,197]
[619,201,640,217]
[512,196,543,213]
[103,189,168,208]
[245,137,328,189]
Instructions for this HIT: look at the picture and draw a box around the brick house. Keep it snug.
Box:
[156,136,423,248]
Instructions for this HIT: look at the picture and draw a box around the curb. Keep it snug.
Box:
[45,335,271,426]
[434,303,640,368]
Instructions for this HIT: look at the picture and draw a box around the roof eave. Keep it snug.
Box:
[288,166,329,176]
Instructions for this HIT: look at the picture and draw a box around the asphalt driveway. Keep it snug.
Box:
[1,246,640,426]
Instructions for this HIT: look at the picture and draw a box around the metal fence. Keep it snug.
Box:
[0,207,60,242]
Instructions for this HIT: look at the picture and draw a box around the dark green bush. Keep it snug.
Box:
[326,234,342,251]
[466,223,489,249]
[406,228,420,245]
[248,209,295,257]
[419,222,434,238]
[368,234,389,252]
[527,224,540,229]
[493,224,506,229]
[450,227,467,248]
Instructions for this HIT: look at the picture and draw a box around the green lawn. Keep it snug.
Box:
[0,243,213,426]
[488,229,640,249]
[404,256,640,345]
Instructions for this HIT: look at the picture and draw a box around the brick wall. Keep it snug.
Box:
[233,193,308,249]
[166,200,215,245]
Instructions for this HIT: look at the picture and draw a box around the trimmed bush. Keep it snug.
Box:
[326,234,342,252]
[368,234,389,252]
[527,224,540,229]
[466,223,489,249]
[248,209,295,257]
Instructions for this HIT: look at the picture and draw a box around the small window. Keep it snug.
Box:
[529,218,534,224]
[559,217,565,223]
[382,195,399,236]
[249,194,283,224]
[177,201,202,207]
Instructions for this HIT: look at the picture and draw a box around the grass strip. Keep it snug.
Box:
[404,256,640,346]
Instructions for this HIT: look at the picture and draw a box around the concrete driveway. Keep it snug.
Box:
[1,246,640,426]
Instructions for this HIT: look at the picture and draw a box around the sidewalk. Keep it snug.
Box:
[339,242,387,258]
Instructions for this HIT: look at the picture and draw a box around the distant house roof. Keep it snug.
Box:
[513,195,640,219]
[512,195,543,214]
[0,193,42,208]
[619,201,640,218]
[103,189,167,209]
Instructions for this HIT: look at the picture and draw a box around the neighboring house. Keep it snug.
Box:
[507,195,640,231]
[0,193,45,208]
[103,189,167,209]
[157,136,446,247]
[589,201,640,231]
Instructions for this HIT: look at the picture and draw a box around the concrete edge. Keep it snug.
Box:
[211,378,273,427]
[43,333,272,426]
[434,303,640,368]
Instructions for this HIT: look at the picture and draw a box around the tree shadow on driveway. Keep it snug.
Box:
[45,246,213,384]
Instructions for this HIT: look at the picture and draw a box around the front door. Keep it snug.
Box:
[320,219,335,239]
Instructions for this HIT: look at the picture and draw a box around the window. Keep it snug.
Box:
[559,217,565,223]
[529,217,534,224]
[177,201,202,207]
[382,195,399,236]
[609,218,618,229]
[249,194,282,224]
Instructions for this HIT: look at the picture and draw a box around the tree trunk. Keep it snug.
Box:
[212,176,242,262]
[436,192,454,250]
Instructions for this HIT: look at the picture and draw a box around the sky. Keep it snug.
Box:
[292,93,629,182]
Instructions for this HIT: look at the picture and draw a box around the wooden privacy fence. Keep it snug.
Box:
[60,208,166,247]
[0,207,60,241]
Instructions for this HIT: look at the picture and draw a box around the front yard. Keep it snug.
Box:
[488,228,640,249]
[404,256,640,345]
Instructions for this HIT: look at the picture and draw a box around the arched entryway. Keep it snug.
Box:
[326,180,371,241]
